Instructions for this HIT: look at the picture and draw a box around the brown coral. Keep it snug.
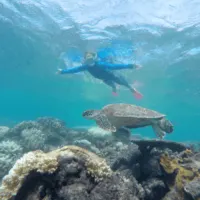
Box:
[0,145,112,200]
[160,151,200,194]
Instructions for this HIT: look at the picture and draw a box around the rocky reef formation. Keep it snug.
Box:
[0,117,200,200]
[0,117,130,180]
[0,145,112,200]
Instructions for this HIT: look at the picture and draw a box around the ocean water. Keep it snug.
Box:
[0,0,200,142]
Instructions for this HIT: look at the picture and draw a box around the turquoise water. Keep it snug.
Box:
[0,0,200,142]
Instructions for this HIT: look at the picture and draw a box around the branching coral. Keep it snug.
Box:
[87,126,111,138]
[21,128,47,151]
[8,121,42,137]
[160,150,200,194]
[0,126,9,140]
[36,117,66,133]
[0,140,23,180]
[0,145,112,200]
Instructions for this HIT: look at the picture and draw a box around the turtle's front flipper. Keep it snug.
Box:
[95,113,116,132]
[112,127,131,142]
[117,127,131,138]
[152,124,166,140]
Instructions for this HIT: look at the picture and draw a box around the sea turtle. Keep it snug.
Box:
[82,103,174,139]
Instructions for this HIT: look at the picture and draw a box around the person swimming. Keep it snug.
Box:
[56,51,143,99]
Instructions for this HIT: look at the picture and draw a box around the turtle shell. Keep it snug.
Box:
[102,103,165,119]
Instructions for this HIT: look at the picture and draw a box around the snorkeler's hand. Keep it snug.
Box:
[128,64,142,70]
[135,64,142,70]
[56,68,62,75]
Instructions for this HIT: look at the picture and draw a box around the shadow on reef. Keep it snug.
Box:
[0,117,200,200]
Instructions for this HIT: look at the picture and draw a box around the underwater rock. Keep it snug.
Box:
[162,188,183,200]
[132,139,187,152]
[140,147,166,179]
[111,143,141,171]
[184,178,200,200]
[142,178,168,200]
[101,138,200,200]
[89,173,142,200]
[109,139,178,181]
[99,141,130,167]
[0,145,112,200]
[11,168,142,200]
[162,178,200,200]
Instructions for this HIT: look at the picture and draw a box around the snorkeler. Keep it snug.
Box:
[56,52,143,99]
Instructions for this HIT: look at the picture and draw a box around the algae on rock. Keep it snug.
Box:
[160,149,200,199]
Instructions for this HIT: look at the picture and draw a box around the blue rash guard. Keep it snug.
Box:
[60,61,135,81]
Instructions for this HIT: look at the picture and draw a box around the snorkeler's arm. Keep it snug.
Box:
[59,65,88,74]
[98,62,138,70]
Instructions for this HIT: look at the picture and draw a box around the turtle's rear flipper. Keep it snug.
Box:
[152,124,166,140]
[95,114,116,132]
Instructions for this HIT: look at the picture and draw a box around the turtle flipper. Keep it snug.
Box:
[152,124,166,140]
[95,113,116,132]
[117,127,131,138]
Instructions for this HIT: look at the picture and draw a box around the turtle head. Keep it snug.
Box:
[159,118,174,133]
[82,110,100,120]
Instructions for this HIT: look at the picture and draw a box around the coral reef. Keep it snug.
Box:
[183,142,200,153]
[0,145,111,200]
[133,139,187,152]
[0,126,10,140]
[142,178,168,200]
[1,117,200,200]
[0,117,71,180]
[21,128,47,151]
[184,178,200,199]
[160,150,200,198]
[0,141,22,180]
[10,158,140,200]
[0,150,58,200]
[87,126,111,139]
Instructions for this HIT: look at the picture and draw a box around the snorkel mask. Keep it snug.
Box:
[84,52,97,66]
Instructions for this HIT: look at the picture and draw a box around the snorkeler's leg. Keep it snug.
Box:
[113,75,143,99]
[103,80,118,96]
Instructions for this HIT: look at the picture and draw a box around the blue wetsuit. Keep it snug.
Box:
[60,61,137,93]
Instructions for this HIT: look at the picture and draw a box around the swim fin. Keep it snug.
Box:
[133,89,143,100]
[112,92,118,96]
